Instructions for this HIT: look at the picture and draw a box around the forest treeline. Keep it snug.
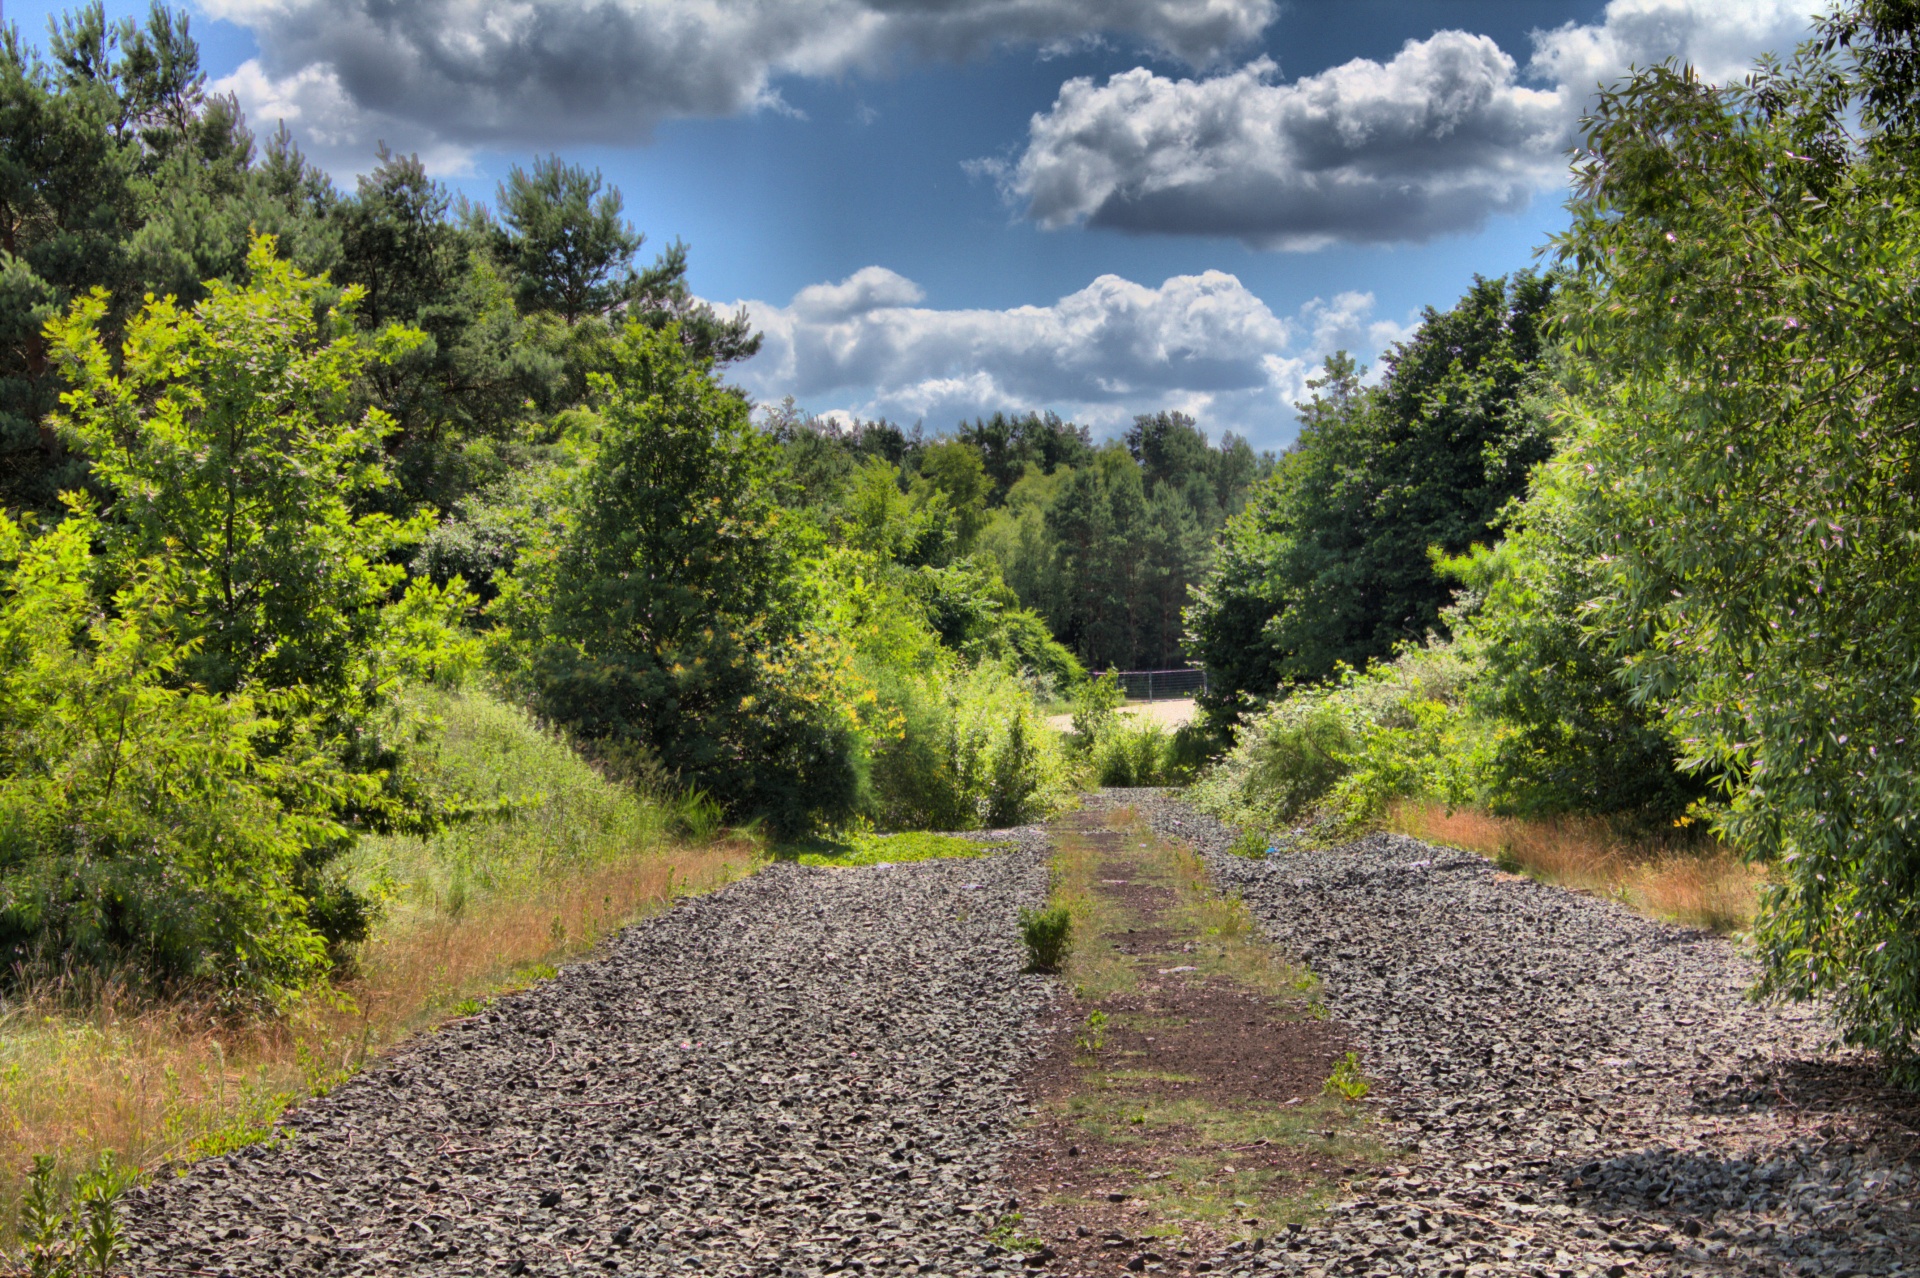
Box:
[0,2,1260,1001]
[11,0,1920,1090]
[1191,0,1920,1085]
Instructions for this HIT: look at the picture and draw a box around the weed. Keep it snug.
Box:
[1324,1052,1370,1101]
[8,1153,130,1277]
[1073,1009,1109,1058]
[1228,828,1271,859]
[985,1211,1045,1253]
[1019,905,1074,973]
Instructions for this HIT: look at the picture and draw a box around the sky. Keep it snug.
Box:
[7,0,1828,450]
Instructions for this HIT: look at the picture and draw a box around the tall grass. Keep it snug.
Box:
[0,687,758,1235]
[1388,801,1763,933]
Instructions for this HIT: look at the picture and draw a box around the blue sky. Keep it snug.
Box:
[8,0,1824,449]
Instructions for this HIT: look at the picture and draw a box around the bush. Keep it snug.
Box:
[1188,639,1482,836]
[1018,904,1073,973]
[0,513,354,999]
[864,659,1074,830]
[1090,716,1179,787]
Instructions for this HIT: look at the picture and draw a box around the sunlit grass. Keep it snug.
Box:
[1388,801,1764,933]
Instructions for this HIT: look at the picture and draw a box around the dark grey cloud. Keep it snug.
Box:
[997,0,1823,249]
[205,0,1274,171]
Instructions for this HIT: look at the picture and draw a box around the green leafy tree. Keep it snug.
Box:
[47,235,470,713]
[497,322,860,834]
[1552,7,1920,1078]
[0,508,351,996]
[1187,274,1555,725]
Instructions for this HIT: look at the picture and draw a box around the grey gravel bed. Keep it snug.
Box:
[1112,789,1920,1278]
[122,831,1053,1278]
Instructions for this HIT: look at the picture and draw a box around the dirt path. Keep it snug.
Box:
[1004,798,1379,1274]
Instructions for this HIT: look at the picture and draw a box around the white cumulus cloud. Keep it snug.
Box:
[997,0,1826,248]
[204,0,1275,176]
[723,267,1409,445]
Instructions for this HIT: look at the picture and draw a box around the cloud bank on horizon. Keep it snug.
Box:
[719,268,1410,439]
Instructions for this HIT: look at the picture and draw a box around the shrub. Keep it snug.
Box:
[494,322,863,835]
[864,659,1073,830]
[1189,639,1480,835]
[1089,716,1178,787]
[1018,904,1073,973]
[0,513,355,999]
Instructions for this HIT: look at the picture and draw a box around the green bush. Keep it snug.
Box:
[1018,904,1073,973]
[1089,716,1178,787]
[1188,640,1481,835]
[863,659,1074,830]
[494,321,864,836]
[0,513,350,999]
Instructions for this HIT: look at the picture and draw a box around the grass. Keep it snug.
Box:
[785,830,1007,867]
[0,686,759,1240]
[1387,801,1765,933]
[1028,807,1383,1247]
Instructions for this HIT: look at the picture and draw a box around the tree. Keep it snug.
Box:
[1552,9,1920,1079]
[499,322,860,834]
[490,154,758,365]
[46,235,471,713]
[1186,274,1555,725]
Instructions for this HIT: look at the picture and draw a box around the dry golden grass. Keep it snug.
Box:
[1387,801,1764,933]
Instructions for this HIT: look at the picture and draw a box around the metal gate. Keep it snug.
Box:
[1103,668,1208,701]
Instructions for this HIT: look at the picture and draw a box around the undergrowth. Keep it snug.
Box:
[0,686,757,1245]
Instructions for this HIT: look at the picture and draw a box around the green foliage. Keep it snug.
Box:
[10,1152,131,1278]
[1070,669,1124,741]
[1018,904,1073,973]
[1073,1007,1109,1055]
[1190,640,1482,836]
[47,235,475,712]
[343,687,679,920]
[860,657,1074,831]
[496,322,861,836]
[1088,716,1185,788]
[1323,1052,1370,1102]
[1549,9,1920,1078]
[1187,274,1555,726]
[1440,467,1704,822]
[791,830,1004,867]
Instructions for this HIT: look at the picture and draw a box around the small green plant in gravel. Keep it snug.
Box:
[1019,905,1074,973]
[1228,828,1272,858]
[1324,1052,1371,1101]
[986,1211,1045,1253]
[10,1153,131,1278]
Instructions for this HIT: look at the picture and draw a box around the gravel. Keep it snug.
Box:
[122,830,1054,1278]
[1118,789,1920,1278]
